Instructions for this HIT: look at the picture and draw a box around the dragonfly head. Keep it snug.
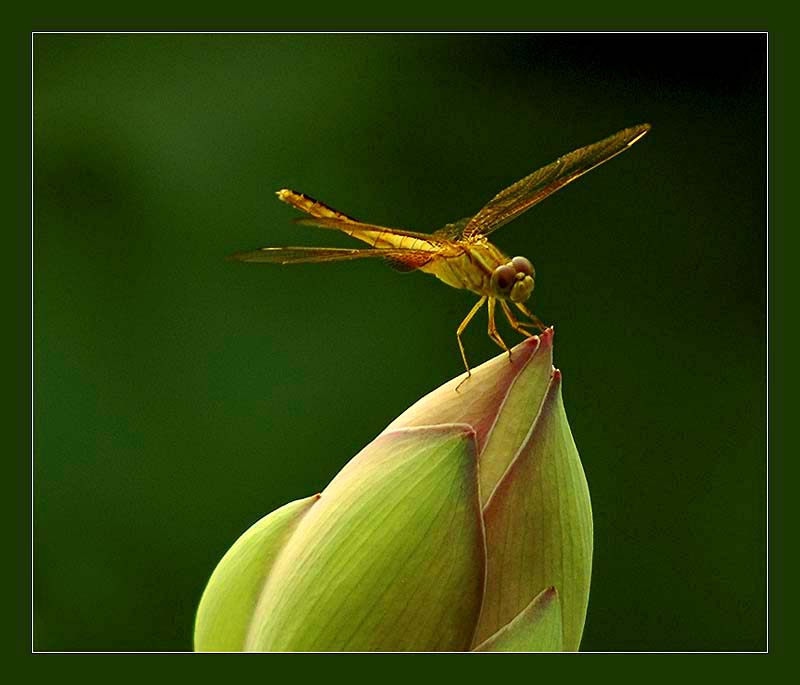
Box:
[491,256,535,303]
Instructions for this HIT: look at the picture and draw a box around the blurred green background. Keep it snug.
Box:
[33,34,766,651]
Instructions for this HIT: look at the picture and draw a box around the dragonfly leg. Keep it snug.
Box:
[487,298,512,362]
[513,302,547,332]
[500,300,538,338]
[455,296,487,388]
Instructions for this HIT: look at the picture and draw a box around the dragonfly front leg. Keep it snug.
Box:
[500,300,539,338]
[487,297,511,361]
[456,296,487,384]
[513,302,547,333]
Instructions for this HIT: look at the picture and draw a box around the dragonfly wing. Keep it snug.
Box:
[293,216,442,244]
[432,216,471,241]
[461,123,651,239]
[228,246,436,271]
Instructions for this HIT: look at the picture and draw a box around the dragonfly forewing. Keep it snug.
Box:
[461,123,651,239]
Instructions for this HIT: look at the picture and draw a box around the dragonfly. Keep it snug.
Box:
[230,123,651,380]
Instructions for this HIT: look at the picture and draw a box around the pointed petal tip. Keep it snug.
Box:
[542,586,558,601]
[539,326,554,349]
[471,585,564,652]
[424,422,479,448]
[510,326,553,366]
[507,335,540,370]
[376,423,479,459]
[515,334,541,354]
[454,423,479,441]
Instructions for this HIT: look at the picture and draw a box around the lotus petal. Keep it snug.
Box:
[246,425,485,652]
[474,370,592,651]
[194,495,318,651]
[473,587,563,652]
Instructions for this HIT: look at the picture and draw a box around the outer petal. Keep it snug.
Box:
[194,495,318,652]
[246,425,484,652]
[472,587,563,652]
[474,370,593,651]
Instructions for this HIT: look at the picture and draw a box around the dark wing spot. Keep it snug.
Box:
[385,252,433,272]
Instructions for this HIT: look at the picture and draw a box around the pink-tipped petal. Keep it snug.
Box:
[478,329,555,504]
[474,370,592,651]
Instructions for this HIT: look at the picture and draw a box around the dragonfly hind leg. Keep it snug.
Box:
[455,296,487,387]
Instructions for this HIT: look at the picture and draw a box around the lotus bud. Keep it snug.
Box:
[195,328,592,652]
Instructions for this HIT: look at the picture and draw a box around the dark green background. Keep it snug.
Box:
[34,34,766,651]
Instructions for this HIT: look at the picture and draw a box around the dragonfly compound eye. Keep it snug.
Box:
[491,264,516,293]
[511,255,534,277]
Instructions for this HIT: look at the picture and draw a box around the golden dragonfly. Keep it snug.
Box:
[231,123,651,379]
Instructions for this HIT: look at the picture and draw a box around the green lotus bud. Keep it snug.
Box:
[195,329,592,652]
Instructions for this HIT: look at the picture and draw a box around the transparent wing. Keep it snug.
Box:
[227,246,436,271]
[293,216,443,245]
[460,123,651,240]
[433,217,471,241]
